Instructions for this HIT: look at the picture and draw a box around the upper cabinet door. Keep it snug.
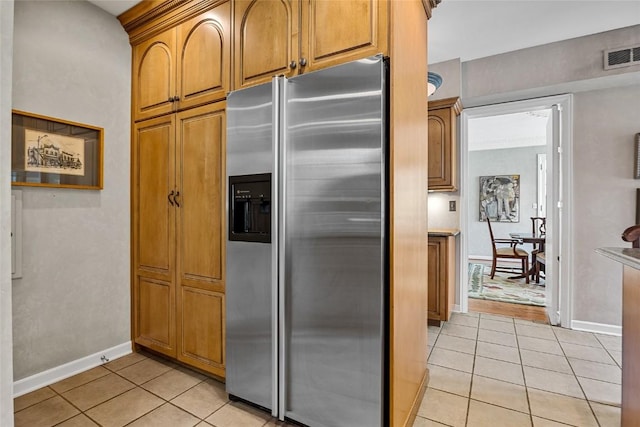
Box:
[300,0,388,72]
[428,97,461,192]
[427,108,451,189]
[177,1,231,111]
[133,29,177,122]
[234,0,299,89]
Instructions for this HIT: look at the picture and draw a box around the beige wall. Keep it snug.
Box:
[428,58,461,101]
[1,0,15,423]
[462,24,640,105]
[572,85,640,325]
[11,1,131,380]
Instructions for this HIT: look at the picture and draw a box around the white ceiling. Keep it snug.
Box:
[429,0,640,64]
[88,0,138,16]
[468,110,550,151]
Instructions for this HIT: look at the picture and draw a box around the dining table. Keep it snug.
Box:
[508,232,546,281]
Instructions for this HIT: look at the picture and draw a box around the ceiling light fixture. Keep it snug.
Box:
[427,72,443,97]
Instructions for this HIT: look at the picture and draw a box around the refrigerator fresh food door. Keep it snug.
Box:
[282,55,387,426]
[226,80,278,414]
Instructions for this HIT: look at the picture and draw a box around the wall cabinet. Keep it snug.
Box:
[132,1,230,121]
[233,0,388,89]
[132,102,226,377]
[427,233,456,326]
[428,97,461,192]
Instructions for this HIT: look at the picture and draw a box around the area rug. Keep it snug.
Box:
[468,263,545,306]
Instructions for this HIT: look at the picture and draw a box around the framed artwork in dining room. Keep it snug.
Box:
[480,174,520,222]
[11,110,103,190]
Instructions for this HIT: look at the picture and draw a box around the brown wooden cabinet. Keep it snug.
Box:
[233,0,388,89]
[132,102,226,377]
[132,1,230,121]
[427,234,456,325]
[428,97,461,192]
[122,0,434,423]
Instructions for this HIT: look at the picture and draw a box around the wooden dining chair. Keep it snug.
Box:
[531,217,546,284]
[486,216,530,283]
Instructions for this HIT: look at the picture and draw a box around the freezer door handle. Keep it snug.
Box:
[276,75,287,421]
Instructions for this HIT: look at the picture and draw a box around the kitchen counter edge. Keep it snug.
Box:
[596,247,640,270]
[428,229,460,237]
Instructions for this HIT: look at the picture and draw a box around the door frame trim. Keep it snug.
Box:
[458,94,573,327]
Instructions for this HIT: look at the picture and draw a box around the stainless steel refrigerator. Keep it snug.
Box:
[226,55,388,427]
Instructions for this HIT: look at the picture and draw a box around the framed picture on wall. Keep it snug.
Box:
[11,110,103,190]
[479,175,520,222]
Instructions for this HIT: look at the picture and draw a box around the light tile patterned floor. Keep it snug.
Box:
[14,311,622,427]
[417,311,622,427]
[13,352,295,427]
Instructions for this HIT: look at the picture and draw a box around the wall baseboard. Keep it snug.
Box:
[13,341,132,397]
[453,304,461,313]
[571,320,621,336]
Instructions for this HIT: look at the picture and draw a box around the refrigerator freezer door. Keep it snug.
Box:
[283,56,387,426]
[226,82,276,412]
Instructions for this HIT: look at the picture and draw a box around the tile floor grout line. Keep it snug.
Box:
[12,386,56,414]
[513,320,535,427]
[120,393,177,427]
[463,313,481,427]
[15,394,79,427]
[49,384,98,425]
[138,369,208,403]
[551,326,604,427]
[425,322,457,427]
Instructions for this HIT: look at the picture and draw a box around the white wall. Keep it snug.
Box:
[467,146,546,258]
[1,1,14,423]
[572,85,640,326]
[11,1,131,380]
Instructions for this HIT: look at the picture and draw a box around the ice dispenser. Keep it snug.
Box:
[228,173,271,243]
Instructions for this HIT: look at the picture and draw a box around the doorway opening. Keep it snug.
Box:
[459,95,573,326]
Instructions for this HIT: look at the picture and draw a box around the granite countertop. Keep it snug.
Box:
[596,247,640,270]
[428,228,460,237]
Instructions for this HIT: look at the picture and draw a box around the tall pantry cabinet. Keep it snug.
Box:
[123,0,230,378]
[121,1,435,424]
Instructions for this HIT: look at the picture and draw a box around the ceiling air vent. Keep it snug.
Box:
[604,45,640,70]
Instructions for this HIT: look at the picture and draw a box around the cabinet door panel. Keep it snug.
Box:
[234,0,298,89]
[178,2,230,110]
[135,277,176,356]
[133,116,176,280]
[302,0,388,71]
[178,286,225,376]
[427,239,441,318]
[176,103,225,287]
[176,103,226,377]
[427,101,458,191]
[428,108,453,190]
[133,29,176,121]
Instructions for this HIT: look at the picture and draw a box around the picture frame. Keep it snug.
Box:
[11,110,103,190]
[479,174,520,222]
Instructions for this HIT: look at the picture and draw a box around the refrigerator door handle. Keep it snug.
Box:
[271,76,280,418]
[276,75,287,421]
